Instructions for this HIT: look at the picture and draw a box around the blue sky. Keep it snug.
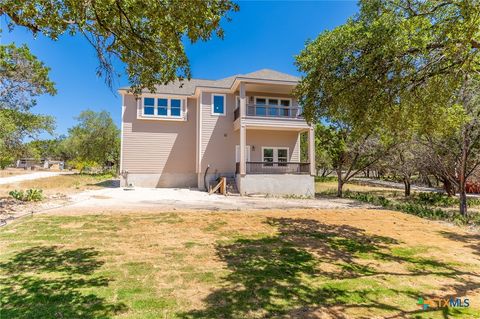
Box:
[2,1,358,137]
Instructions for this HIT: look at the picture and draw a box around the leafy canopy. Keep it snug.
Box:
[1,0,238,93]
[64,110,120,168]
[295,0,480,134]
[0,43,55,167]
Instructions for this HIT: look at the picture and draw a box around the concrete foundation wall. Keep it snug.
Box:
[237,174,315,197]
[121,173,197,188]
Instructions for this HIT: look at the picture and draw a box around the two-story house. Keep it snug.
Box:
[119,69,315,196]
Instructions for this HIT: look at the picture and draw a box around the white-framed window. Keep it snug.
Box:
[254,96,292,117]
[212,94,226,116]
[142,96,184,118]
[262,147,289,166]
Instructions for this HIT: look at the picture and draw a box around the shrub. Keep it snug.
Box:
[9,189,43,202]
[415,192,457,207]
[343,191,477,226]
[24,189,43,201]
[9,190,24,201]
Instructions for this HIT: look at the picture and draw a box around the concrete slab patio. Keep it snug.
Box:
[66,187,367,211]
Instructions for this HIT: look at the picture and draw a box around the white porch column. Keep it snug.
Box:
[308,126,315,176]
[239,82,247,175]
[240,81,246,117]
[240,124,246,175]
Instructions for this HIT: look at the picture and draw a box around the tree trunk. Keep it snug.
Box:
[458,133,469,218]
[337,169,343,198]
[443,179,455,197]
[403,177,411,197]
[459,187,468,218]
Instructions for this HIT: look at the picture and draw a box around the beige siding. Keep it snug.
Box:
[121,94,196,176]
[200,92,239,173]
[121,88,304,188]
[246,130,300,162]
[198,91,302,175]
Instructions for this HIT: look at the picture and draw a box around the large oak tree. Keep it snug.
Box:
[295,0,480,217]
[1,0,238,93]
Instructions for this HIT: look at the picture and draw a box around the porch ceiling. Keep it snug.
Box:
[244,83,295,95]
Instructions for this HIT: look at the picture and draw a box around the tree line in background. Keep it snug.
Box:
[0,39,119,172]
[1,0,238,171]
[297,0,480,217]
[2,0,480,218]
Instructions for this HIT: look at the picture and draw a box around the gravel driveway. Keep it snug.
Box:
[0,171,72,185]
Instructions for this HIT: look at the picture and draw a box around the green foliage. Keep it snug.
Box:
[415,192,457,208]
[0,43,56,111]
[315,176,337,182]
[64,110,120,170]
[9,189,43,202]
[0,156,14,169]
[0,43,56,164]
[26,137,68,160]
[67,159,100,173]
[8,190,24,201]
[342,191,474,226]
[1,1,238,93]
[295,0,480,131]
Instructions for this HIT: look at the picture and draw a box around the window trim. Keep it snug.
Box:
[254,96,292,107]
[261,147,289,166]
[140,95,187,120]
[211,93,226,116]
[254,96,292,117]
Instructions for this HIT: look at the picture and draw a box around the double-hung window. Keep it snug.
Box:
[212,94,226,116]
[142,97,184,118]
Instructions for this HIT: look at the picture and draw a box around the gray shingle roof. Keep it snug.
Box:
[119,69,298,95]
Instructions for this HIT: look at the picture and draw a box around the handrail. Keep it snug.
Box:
[234,104,303,120]
[236,161,310,174]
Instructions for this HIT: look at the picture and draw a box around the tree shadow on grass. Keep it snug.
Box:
[181,218,479,319]
[0,246,127,319]
[439,231,480,258]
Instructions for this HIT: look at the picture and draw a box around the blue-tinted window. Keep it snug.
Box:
[144,98,155,115]
[158,98,168,116]
[213,95,225,115]
[171,99,181,116]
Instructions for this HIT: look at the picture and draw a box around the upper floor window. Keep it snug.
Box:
[144,98,155,115]
[212,94,226,116]
[142,97,184,118]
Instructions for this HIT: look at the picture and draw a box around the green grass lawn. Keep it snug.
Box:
[1,209,479,318]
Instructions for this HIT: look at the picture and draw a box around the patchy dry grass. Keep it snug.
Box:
[316,180,394,194]
[0,173,116,197]
[0,208,479,318]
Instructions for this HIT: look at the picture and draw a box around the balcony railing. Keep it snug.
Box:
[234,104,303,120]
[236,162,310,174]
